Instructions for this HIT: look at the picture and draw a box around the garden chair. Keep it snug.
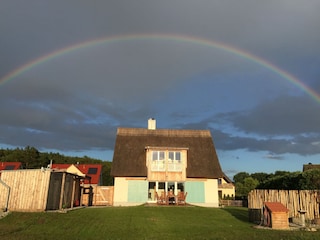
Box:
[177,191,187,205]
[155,191,166,205]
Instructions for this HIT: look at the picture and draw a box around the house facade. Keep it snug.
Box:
[111,119,224,207]
[218,173,235,200]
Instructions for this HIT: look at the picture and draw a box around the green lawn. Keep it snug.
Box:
[0,206,319,240]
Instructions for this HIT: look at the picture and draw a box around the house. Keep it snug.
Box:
[303,163,320,172]
[218,173,235,200]
[51,163,102,186]
[0,162,21,171]
[0,162,22,178]
[111,118,224,207]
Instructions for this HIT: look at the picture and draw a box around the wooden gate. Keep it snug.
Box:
[93,186,114,206]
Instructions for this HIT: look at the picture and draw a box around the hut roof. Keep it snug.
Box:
[264,202,289,212]
[111,128,223,179]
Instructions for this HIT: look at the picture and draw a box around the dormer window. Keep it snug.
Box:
[149,149,185,172]
[169,151,181,162]
[152,151,165,161]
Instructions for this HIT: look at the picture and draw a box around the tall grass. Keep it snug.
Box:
[0,206,319,240]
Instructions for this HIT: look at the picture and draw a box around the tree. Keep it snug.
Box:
[299,169,320,190]
[235,177,259,198]
[101,161,113,186]
[251,172,270,183]
[274,170,291,177]
[233,172,250,184]
[258,172,301,190]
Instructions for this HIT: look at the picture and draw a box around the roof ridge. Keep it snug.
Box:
[117,128,211,137]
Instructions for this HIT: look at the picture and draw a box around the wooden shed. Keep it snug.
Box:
[263,202,289,229]
[0,169,84,212]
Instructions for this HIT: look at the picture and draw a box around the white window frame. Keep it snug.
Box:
[150,149,183,172]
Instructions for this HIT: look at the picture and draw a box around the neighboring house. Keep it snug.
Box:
[111,119,224,207]
[0,162,21,171]
[0,162,21,177]
[51,163,102,186]
[218,173,235,200]
[303,163,320,172]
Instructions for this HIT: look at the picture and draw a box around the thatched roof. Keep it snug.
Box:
[303,163,320,172]
[111,128,223,179]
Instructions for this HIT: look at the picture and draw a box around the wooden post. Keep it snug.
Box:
[59,172,66,210]
[71,176,76,209]
[80,186,83,206]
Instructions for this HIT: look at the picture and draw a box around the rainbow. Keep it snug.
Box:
[1,33,319,103]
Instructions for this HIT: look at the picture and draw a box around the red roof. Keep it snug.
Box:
[264,202,289,212]
[51,163,102,185]
[0,162,22,171]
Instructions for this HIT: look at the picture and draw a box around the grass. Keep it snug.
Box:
[0,206,319,240]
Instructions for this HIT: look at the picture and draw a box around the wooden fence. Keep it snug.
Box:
[0,169,51,211]
[220,200,245,207]
[81,186,114,206]
[248,189,320,220]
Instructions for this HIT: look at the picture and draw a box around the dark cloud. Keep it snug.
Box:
[208,97,320,155]
[0,1,320,168]
[209,127,320,156]
[232,95,320,135]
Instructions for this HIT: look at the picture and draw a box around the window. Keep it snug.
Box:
[152,151,165,161]
[169,151,181,162]
[87,167,98,174]
[5,165,15,170]
[151,151,165,171]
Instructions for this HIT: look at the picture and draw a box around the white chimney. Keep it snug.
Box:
[148,118,156,130]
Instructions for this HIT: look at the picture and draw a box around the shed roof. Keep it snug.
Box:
[264,202,289,212]
[111,128,223,179]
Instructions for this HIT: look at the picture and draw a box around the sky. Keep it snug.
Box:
[1,0,320,179]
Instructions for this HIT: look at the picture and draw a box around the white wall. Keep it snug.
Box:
[205,179,219,207]
[113,177,128,206]
[113,177,146,206]
[114,177,220,207]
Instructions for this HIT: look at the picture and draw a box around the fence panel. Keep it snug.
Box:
[248,189,320,220]
[94,186,114,206]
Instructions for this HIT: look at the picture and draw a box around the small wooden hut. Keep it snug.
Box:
[0,168,84,212]
[263,202,289,229]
